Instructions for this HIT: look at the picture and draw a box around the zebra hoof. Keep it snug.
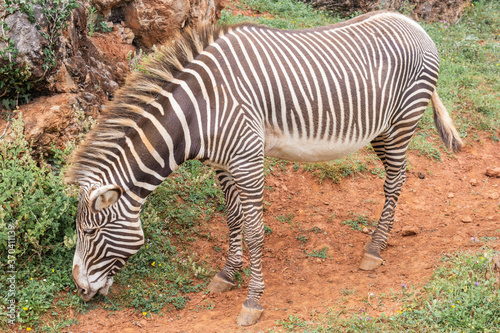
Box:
[359,252,384,271]
[237,299,263,326]
[207,272,235,293]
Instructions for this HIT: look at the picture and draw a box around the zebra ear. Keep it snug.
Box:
[89,184,122,213]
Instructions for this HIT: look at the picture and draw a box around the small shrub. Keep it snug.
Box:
[306,247,329,259]
[341,214,376,231]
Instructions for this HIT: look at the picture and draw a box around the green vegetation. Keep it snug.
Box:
[275,249,500,332]
[341,214,377,232]
[302,149,381,184]
[87,6,112,37]
[0,20,33,111]
[305,246,329,259]
[218,0,343,29]
[276,212,295,224]
[418,0,500,143]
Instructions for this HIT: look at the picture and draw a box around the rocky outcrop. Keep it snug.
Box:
[93,0,226,48]
[309,0,470,22]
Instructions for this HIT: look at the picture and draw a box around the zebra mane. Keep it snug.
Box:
[65,22,251,185]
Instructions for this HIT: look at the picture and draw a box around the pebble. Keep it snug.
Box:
[461,216,473,223]
[485,167,500,178]
[362,226,370,234]
[448,193,454,198]
[470,178,478,186]
[488,192,499,200]
[401,226,419,236]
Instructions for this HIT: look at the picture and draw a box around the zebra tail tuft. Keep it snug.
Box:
[431,90,463,153]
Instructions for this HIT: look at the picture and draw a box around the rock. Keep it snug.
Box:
[470,178,478,186]
[21,94,82,152]
[486,167,500,178]
[362,226,370,234]
[417,172,425,179]
[91,0,125,14]
[92,0,225,48]
[1,6,49,80]
[448,193,454,198]
[53,63,78,93]
[461,216,473,223]
[123,0,191,48]
[401,226,419,236]
[488,192,499,200]
[0,94,91,156]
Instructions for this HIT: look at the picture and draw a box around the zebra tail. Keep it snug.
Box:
[431,90,463,153]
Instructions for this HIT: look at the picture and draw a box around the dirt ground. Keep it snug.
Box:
[67,137,500,333]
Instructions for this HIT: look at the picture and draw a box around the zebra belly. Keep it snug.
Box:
[264,133,373,163]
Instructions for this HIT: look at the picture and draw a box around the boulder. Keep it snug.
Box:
[92,0,225,48]
[0,6,48,81]
[123,0,191,48]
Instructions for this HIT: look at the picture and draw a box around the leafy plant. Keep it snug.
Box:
[306,247,329,259]
[341,214,377,231]
[87,7,111,37]
[276,212,295,224]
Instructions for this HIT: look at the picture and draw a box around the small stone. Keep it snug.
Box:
[485,167,500,178]
[461,216,473,223]
[488,192,499,200]
[448,193,454,198]
[470,178,478,186]
[417,172,425,179]
[401,226,419,236]
[362,226,370,234]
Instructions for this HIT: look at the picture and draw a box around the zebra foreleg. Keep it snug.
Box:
[208,171,244,293]
[360,136,408,270]
[229,159,266,326]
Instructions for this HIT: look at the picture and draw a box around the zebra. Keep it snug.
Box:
[66,11,462,326]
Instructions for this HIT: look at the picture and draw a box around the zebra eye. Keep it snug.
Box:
[83,228,97,236]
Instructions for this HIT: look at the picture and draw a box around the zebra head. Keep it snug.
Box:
[72,183,145,301]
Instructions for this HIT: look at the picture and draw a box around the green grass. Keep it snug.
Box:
[275,249,500,332]
[417,0,500,143]
[218,0,344,29]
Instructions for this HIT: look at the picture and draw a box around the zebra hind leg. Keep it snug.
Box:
[207,171,244,293]
[360,134,408,270]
